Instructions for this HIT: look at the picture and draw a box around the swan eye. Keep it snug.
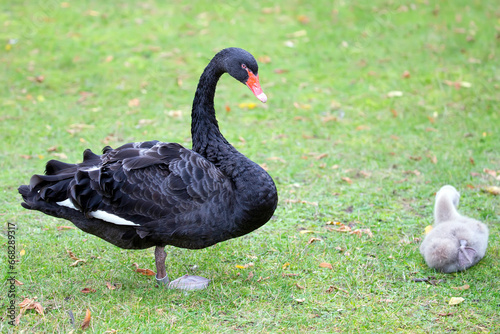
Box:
[241,64,247,69]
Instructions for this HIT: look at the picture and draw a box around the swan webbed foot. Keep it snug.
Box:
[458,239,477,267]
[167,274,210,290]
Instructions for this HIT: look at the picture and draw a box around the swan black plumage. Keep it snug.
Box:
[18,47,278,290]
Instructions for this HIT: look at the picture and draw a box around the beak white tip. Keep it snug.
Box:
[256,92,267,103]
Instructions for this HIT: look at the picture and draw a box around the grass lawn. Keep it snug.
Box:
[1,0,499,332]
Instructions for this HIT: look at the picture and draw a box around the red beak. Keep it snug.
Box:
[245,70,267,103]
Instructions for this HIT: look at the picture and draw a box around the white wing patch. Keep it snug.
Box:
[57,199,77,210]
[56,199,139,227]
[88,210,140,226]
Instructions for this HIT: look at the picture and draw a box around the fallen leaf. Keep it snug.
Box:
[350,228,373,238]
[314,153,328,160]
[448,297,465,305]
[387,91,403,97]
[469,157,475,165]
[128,98,140,108]
[424,225,433,234]
[326,285,348,294]
[319,262,333,269]
[402,70,410,78]
[19,297,44,316]
[274,68,289,74]
[438,312,454,317]
[299,230,318,234]
[257,276,270,282]
[282,273,299,277]
[81,309,91,330]
[238,102,257,109]
[258,55,271,64]
[451,284,470,291]
[235,263,254,269]
[81,288,96,294]
[67,249,80,260]
[20,249,25,256]
[341,177,352,184]
[429,155,438,164]
[390,109,398,117]
[296,283,305,290]
[282,262,290,269]
[14,279,24,286]
[483,186,500,195]
[297,15,310,24]
[294,298,305,303]
[104,282,117,290]
[307,237,322,245]
[57,225,75,231]
[131,263,156,276]
[70,259,87,267]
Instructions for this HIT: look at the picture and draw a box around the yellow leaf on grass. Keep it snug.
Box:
[424,225,433,234]
[282,262,290,269]
[238,102,257,109]
[483,186,500,195]
[20,249,26,256]
[299,230,318,234]
[448,297,465,305]
[236,263,254,269]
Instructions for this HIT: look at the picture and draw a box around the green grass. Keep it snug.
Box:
[1,0,499,332]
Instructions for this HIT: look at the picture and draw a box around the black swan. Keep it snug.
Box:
[19,47,278,290]
[420,185,488,273]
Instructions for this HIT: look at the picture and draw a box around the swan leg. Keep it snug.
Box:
[154,246,170,285]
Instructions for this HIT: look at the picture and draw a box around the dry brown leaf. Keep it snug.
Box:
[341,177,352,184]
[57,225,75,231]
[81,309,91,330]
[67,249,79,261]
[297,14,310,24]
[282,273,299,277]
[319,262,333,269]
[429,155,438,164]
[438,312,454,317]
[257,276,270,282]
[131,262,156,276]
[81,288,96,294]
[33,303,44,316]
[402,70,411,78]
[258,55,271,64]
[105,282,116,290]
[15,279,24,286]
[314,153,328,160]
[296,283,305,290]
[350,228,374,238]
[469,157,475,165]
[70,259,87,267]
[326,285,348,294]
[451,284,470,291]
[47,146,58,152]
[307,237,322,245]
[128,98,140,107]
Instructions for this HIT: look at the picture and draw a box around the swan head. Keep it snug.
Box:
[221,48,267,103]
